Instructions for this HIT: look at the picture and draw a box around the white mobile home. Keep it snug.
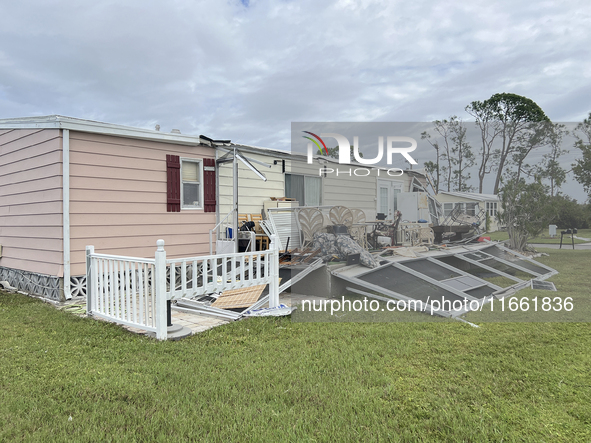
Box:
[435,191,501,232]
[217,144,429,224]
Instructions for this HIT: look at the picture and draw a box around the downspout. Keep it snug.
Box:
[62,129,71,300]
[233,146,239,253]
[215,148,220,251]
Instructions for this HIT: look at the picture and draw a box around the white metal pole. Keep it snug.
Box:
[62,129,71,300]
[233,147,239,253]
[215,149,220,255]
[155,239,167,340]
[269,234,280,308]
[85,245,94,315]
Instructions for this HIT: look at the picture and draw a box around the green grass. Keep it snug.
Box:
[1,249,591,442]
[466,248,591,322]
[485,228,591,244]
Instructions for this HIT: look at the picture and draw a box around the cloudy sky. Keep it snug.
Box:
[1,0,590,198]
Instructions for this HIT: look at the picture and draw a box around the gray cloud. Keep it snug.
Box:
[1,0,590,198]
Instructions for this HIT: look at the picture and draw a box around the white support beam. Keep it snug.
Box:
[62,129,71,300]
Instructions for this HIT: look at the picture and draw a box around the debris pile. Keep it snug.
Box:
[313,232,379,268]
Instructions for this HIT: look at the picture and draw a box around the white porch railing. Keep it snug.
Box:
[167,236,279,301]
[85,247,165,338]
[209,208,235,255]
[86,235,280,340]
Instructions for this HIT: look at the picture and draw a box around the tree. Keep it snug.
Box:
[467,93,550,194]
[550,195,590,229]
[536,124,568,197]
[423,160,439,193]
[509,121,554,183]
[572,112,591,199]
[449,118,475,192]
[497,178,556,252]
[421,132,441,193]
[466,99,501,193]
[421,116,469,193]
[326,145,362,160]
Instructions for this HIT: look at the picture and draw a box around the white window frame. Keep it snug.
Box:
[180,158,204,210]
[486,201,498,217]
[285,173,323,206]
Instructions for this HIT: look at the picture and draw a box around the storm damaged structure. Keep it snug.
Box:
[331,242,556,319]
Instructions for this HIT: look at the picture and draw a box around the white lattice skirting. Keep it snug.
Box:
[0,266,62,301]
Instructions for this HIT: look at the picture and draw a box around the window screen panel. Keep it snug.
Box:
[401,259,460,281]
[481,246,548,275]
[463,252,489,261]
[358,265,467,306]
[436,256,500,279]
[443,275,485,291]
[465,286,496,299]
[478,258,536,279]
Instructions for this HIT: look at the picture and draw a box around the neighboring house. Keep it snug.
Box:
[435,191,501,231]
[0,116,218,301]
[217,144,429,222]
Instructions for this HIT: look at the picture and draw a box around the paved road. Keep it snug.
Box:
[530,242,591,250]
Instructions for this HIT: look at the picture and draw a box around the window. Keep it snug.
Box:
[443,203,454,216]
[486,201,498,217]
[466,203,478,216]
[181,159,202,209]
[285,174,322,206]
[393,188,401,211]
[379,187,389,214]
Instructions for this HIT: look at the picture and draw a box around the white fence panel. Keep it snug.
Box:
[86,247,162,336]
[86,235,280,340]
[166,235,280,305]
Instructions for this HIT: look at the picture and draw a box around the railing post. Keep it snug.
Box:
[155,239,167,340]
[269,234,280,308]
[85,245,94,316]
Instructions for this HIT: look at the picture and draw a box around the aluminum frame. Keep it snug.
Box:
[331,243,558,319]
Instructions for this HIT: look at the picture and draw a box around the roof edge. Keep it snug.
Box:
[0,115,207,146]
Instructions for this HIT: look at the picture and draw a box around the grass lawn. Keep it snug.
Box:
[485,228,591,244]
[1,249,590,442]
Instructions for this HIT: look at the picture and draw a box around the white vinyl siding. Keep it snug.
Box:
[217,152,286,218]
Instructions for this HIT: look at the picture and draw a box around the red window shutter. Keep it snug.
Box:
[166,155,181,212]
[203,158,216,213]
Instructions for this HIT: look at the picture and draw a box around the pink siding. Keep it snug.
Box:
[68,132,216,276]
[0,129,63,276]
